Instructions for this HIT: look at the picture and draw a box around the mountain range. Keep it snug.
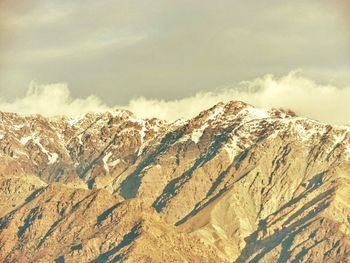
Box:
[0,101,349,262]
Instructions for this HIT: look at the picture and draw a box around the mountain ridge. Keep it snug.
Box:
[0,100,349,262]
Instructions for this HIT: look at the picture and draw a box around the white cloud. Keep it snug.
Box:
[0,81,110,116]
[1,71,349,125]
[126,71,350,125]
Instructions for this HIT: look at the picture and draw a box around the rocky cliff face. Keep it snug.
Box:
[0,101,349,262]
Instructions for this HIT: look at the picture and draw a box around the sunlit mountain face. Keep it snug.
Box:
[0,101,349,262]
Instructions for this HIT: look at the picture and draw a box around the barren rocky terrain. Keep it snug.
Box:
[0,101,349,262]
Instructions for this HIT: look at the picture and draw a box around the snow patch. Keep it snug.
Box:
[224,136,241,163]
[48,153,59,164]
[333,131,347,145]
[102,152,120,171]
[111,110,130,118]
[137,126,149,156]
[68,115,84,126]
[33,136,58,164]
[139,123,147,139]
[20,136,32,145]
[103,152,113,171]
[140,126,147,139]
[290,119,325,142]
[188,105,225,144]
[207,105,225,121]
[14,124,25,130]
[191,123,209,144]
[245,107,270,120]
[109,159,121,167]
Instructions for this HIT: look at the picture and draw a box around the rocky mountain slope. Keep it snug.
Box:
[0,101,349,262]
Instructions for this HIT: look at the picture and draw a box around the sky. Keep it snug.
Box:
[0,0,350,124]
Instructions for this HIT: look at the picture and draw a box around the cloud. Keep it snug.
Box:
[126,71,350,125]
[0,72,349,126]
[0,82,110,116]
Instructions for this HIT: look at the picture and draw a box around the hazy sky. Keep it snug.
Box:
[1,0,349,106]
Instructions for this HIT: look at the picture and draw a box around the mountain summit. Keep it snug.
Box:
[0,101,349,262]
